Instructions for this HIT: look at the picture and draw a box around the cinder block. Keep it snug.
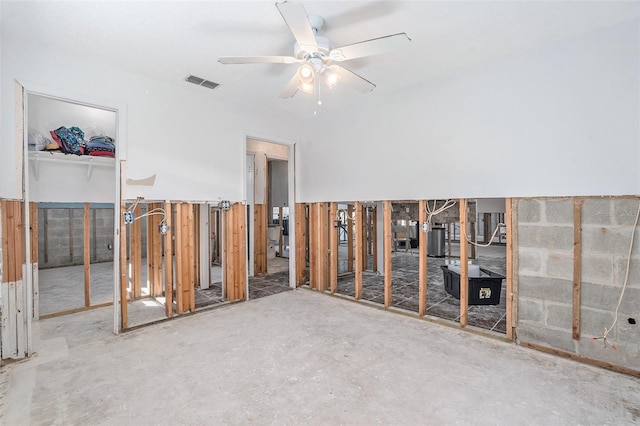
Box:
[613,198,640,226]
[580,306,615,337]
[518,297,544,323]
[582,226,633,256]
[544,251,573,280]
[518,275,572,303]
[518,249,542,275]
[517,321,575,353]
[545,200,573,225]
[582,199,613,226]
[576,339,634,370]
[613,256,640,287]
[518,225,573,251]
[581,281,621,311]
[518,200,541,223]
[546,302,573,329]
[581,254,614,285]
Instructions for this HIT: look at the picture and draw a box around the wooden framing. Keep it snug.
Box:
[1,200,25,283]
[174,203,184,315]
[149,202,164,298]
[130,203,142,298]
[164,202,173,317]
[372,206,378,272]
[354,202,363,300]
[119,201,128,329]
[308,203,317,290]
[83,202,91,307]
[30,202,39,319]
[362,206,368,270]
[294,203,307,286]
[254,204,268,275]
[572,198,583,340]
[383,201,392,308]
[329,202,338,293]
[459,199,468,327]
[224,203,246,302]
[187,204,195,311]
[347,204,354,273]
[506,198,514,340]
[418,200,427,316]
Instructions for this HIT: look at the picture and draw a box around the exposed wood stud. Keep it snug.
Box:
[131,203,142,298]
[164,202,173,318]
[470,221,477,259]
[347,204,354,273]
[30,202,38,263]
[354,202,363,300]
[278,206,284,257]
[573,198,583,340]
[459,199,468,327]
[188,203,196,311]
[308,203,317,290]
[317,202,329,292]
[119,201,128,329]
[506,198,514,340]
[418,200,427,316]
[383,201,392,308]
[84,202,91,307]
[329,202,338,294]
[175,203,184,315]
[295,203,307,286]
[254,204,268,275]
[372,206,378,272]
[224,203,246,301]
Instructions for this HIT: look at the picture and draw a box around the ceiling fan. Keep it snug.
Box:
[218,1,411,100]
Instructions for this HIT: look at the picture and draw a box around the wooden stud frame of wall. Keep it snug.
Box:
[459,199,469,327]
[354,202,363,300]
[329,202,338,294]
[418,200,427,316]
[383,201,392,308]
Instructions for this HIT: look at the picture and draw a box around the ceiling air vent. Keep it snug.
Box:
[185,75,219,90]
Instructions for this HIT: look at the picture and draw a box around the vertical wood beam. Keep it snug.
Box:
[254,204,268,275]
[372,207,378,272]
[175,203,184,315]
[317,203,328,292]
[193,204,200,288]
[459,199,468,327]
[156,203,165,297]
[383,201,392,308]
[573,198,583,340]
[483,213,491,244]
[347,204,354,273]
[354,202,363,300]
[119,202,128,329]
[295,203,307,286]
[164,202,173,318]
[84,202,91,307]
[224,203,246,301]
[506,198,514,340]
[418,200,427,316]
[131,203,142,298]
[146,203,155,297]
[29,202,38,263]
[362,207,368,270]
[329,202,338,294]
[308,203,317,290]
[187,203,195,311]
[447,222,452,256]
[470,221,477,259]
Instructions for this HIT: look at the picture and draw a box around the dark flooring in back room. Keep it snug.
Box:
[334,245,507,333]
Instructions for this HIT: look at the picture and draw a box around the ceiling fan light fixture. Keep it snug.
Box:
[321,69,340,90]
[297,64,315,84]
[298,81,315,95]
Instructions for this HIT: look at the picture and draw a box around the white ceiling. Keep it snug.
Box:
[3,1,639,118]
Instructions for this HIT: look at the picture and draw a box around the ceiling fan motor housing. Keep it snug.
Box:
[294,35,331,60]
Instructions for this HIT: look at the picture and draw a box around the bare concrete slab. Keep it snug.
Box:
[2,290,639,425]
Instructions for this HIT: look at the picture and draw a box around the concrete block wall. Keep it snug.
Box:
[37,207,119,269]
[517,197,640,372]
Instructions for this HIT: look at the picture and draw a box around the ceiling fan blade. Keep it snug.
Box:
[279,73,299,98]
[329,33,411,62]
[276,1,318,52]
[218,56,298,64]
[330,65,376,93]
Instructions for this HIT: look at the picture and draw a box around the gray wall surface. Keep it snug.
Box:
[37,207,116,269]
[517,197,640,372]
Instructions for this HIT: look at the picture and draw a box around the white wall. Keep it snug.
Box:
[1,37,300,202]
[297,19,640,202]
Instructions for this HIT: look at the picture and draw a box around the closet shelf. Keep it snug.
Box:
[29,151,115,181]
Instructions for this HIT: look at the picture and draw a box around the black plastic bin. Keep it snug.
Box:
[440,265,504,305]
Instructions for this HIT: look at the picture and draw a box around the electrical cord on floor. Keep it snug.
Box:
[593,200,640,349]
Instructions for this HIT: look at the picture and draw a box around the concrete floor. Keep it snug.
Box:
[2,289,638,425]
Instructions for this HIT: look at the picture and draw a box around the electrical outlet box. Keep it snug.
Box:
[220,200,231,210]
[421,222,431,232]
[159,223,170,235]
[123,211,134,224]
[333,220,341,228]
